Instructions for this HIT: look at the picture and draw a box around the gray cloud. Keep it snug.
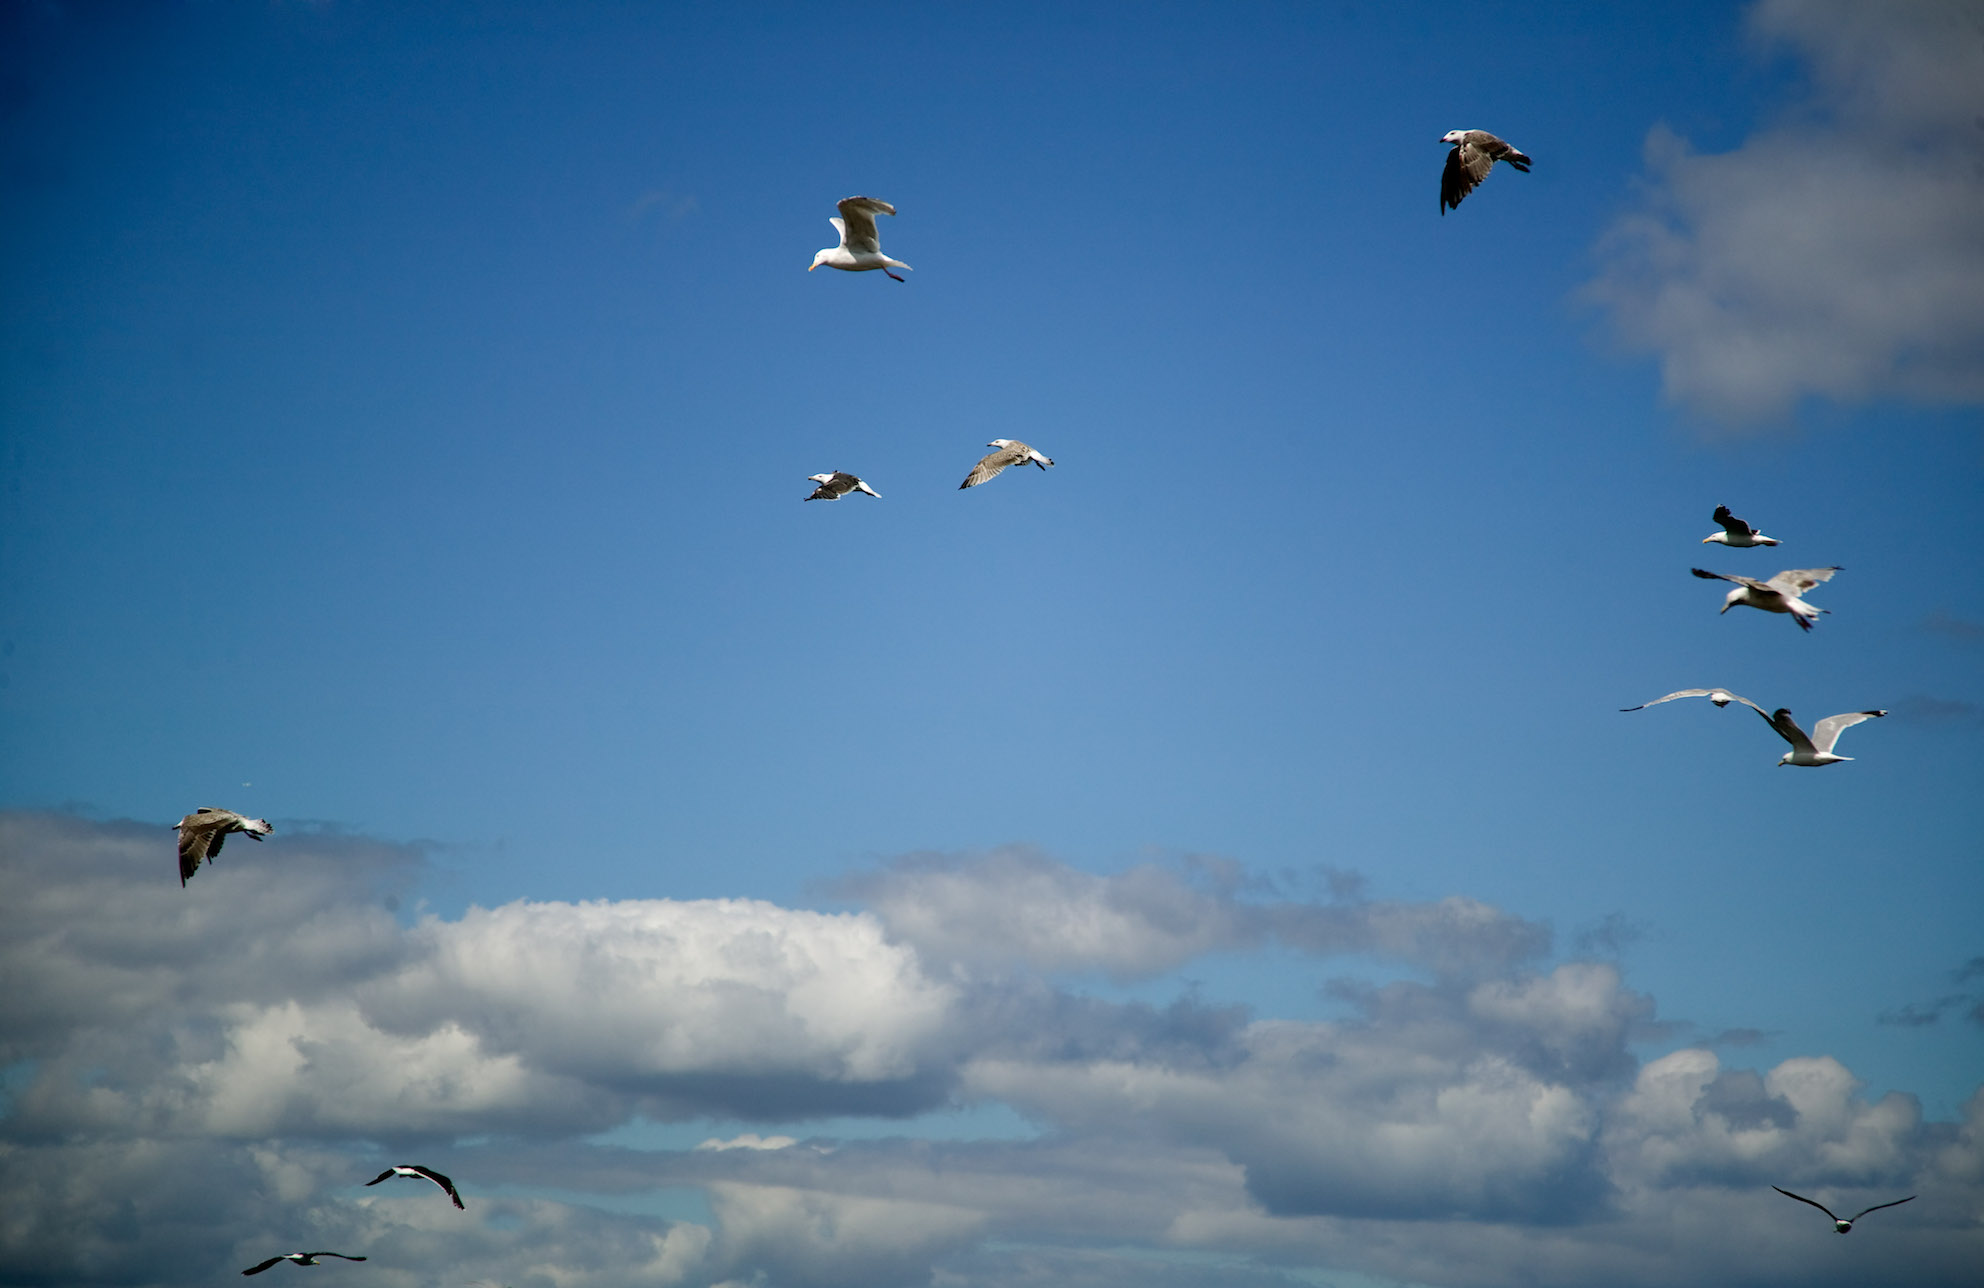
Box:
[4,812,1982,1288]
[1585,0,1984,426]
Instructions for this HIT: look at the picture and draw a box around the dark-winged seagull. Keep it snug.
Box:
[959,440,1054,490]
[242,1252,367,1275]
[1439,129,1531,213]
[174,807,272,887]
[1703,505,1779,548]
[1691,566,1841,631]
[1620,688,1766,714]
[805,471,881,501]
[365,1163,466,1209]
[1772,1187,1915,1232]
[808,197,911,281]
[1758,707,1886,767]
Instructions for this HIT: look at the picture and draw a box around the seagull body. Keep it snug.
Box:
[1760,707,1886,767]
[1620,688,1765,714]
[808,197,911,281]
[1440,129,1531,213]
[242,1253,367,1275]
[365,1163,466,1209]
[174,807,272,887]
[805,471,881,501]
[1703,505,1779,548]
[959,439,1054,490]
[1772,1186,1914,1232]
[1691,566,1841,631]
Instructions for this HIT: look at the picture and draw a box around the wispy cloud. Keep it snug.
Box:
[1585,0,1984,426]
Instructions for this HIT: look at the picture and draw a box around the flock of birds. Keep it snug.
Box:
[169,132,1911,1274]
[1619,504,1887,767]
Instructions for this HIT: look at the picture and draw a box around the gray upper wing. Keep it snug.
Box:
[1809,710,1885,755]
[835,197,894,253]
[1764,567,1840,595]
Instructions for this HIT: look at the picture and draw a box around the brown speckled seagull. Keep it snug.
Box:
[174,807,272,887]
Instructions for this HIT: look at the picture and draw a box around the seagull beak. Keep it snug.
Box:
[1719,603,1730,613]
[1700,536,1714,543]
[806,262,816,271]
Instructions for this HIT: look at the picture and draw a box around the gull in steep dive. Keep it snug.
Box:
[1691,566,1841,631]
[805,471,881,501]
[1440,129,1531,213]
[174,807,272,887]
[959,440,1054,489]
[1703,505,1780,547]
[808,197,911,281]
[1772,1187,1914,1232]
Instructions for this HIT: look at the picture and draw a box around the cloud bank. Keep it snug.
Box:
[1586,0,1984,425]
[2,813,1980,1288]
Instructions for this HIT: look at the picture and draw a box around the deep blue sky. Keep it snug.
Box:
[2,4,1980,1286]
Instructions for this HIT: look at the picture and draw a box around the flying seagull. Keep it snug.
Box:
[242,1253,368,1275]
[1620,688,1766,714]
[1691,566,1842,631]
[1772,1187,1915,1232]
[174,807,272,887]
[959,439,1054,490]
[808,196,911,281]
[1703,505,1780,548]
[805,471,881,501]
[365,1163,466,1209]
[1440,129,1531,213]
[1758,707,1886,767]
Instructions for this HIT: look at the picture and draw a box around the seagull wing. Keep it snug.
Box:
[1691,568,1771,591]
[1764,567,1840,595]
[1441,144,1493,212]
[364,1169,397,1185]
[1773,1187,1841,1222]
[1845,1195,1915,1222]
[1619,689,1764,714]
[1809,710,1885,756]
[306,1254,366,1263]
[241,1258,288,1276]
[411,1165,467,1209]
[960,445,1022,489]
[835,197,894,254]
[1713,505,1757,539]
[1764,709,1818,757]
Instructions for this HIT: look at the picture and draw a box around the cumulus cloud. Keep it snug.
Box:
[3,812,1982,1288]
[1585,0,1984,425]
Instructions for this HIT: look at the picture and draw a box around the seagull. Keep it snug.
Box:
[1703,505,1780,548]
[1619,688,1765,714]
[174,807,272,887]
[1758,707,1886,767]
[1772,1187,1915,1232]
[959,439,1054,490]
[808,197,911,281]
[242,1253,368,1275]
[805,471,881,501]
[1440,129,1531,213]
[365,1163,466,1209]
[1691,566,1842,631]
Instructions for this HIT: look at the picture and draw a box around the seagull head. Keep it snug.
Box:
[807,474,835,485]
[987,439,1015,449]
[1440,130,1468,144]
[807,249,830,271]
[1702,532,1727,544]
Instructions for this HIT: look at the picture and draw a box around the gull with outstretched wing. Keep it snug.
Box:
[808,197,912,281]
[1691,566,1841,631]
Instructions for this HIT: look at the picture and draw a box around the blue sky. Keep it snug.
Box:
[2,2,1981,1286]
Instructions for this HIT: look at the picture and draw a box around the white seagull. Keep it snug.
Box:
[1772,1187,1915,1232]
[1691,566,1842,631]
[242,1252,368,1275]
[365,1163,466,1209]
[959,439,1053,490]
[1759,707,1886,767]
[805,471,881,501]
[1703,505,1779,548]
[1440,129,1531,213]
[808,196,911,281]
[1619,688,1765,714]
[174,807,272,887]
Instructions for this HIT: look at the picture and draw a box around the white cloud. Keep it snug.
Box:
[3,812,1981,1288]
[1585,0,1984,425]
